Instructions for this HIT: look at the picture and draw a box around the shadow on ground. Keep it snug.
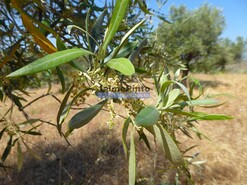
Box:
[199,80,229,88]
[0,126,236,185]
[0,128,128,185]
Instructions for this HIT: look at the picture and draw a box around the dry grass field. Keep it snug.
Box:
[0,73,247,185]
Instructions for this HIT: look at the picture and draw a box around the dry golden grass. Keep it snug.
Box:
[187,73,247,185]
[0,73,247,185]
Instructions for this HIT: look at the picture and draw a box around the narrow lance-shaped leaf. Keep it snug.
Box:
[159,72,170,86]
[173,81,192,102]
[4,0,11,12]
[110,20,146,59]
[18,119,40,126]
[11,0,57,37]
[104,41,139,63]
[1,136,12,162]
[46,78,52,93]
[137,130,151,150]
[56,67,66,93]
[165,109,233,121]
[135,67,150,74]
[190,113,233,121]
[160,80,191,105]
[7,48,93,78]
[90,9,107,52]
[0,90,3,101]
[137,0,153,15]
[144,125,155,136]
[182,145,198,155]
[191,126,211,141]
[135,106,160,127]
[0,127,7,140]
[155,125,184,165]
[120,20,145,47]
[56,36,85,71]
[67,25,99,48]
[20,130,42,136]
[129,38,148,62]
[157,0,168,9]
[174,69,181,80]
[0,38,23,69]
[106,58,135,76]
[163,89,180,109]
[122,117,130,158]
[17,141,23,171]
[40,19,50,35]
[56,36,67,51]
[11,94,23,108]
[168,89,180,102]
[57,85,74,128]
[129,127,136,185]
[156,15,171,24]
[179,99,224,108]
[116,41,139,58]
[68,99,108,132]
[21,13,57,54]
[69,61,85,72]
[153,74,160,95]
[85,8,92,51]
[102,0,130,53]
[57,87,94,135]
[160,80,173,95]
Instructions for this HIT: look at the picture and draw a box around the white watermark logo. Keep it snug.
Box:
[96,84,151,99]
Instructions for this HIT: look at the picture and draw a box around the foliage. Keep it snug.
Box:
[192,37,247,72]
[230,36,247,62]
[155,4,246,75]
[0,0,232,184]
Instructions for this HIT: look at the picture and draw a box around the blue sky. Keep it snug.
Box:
[147,0,247,41]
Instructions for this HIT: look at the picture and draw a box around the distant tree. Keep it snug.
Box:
[193,38,234,72]
[231,36,246,62]
[156,4,225,77]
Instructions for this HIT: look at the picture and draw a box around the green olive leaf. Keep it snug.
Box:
[135,106,160,126]
[106,58,135,76]
[68,99,108,131]
[102,0,130,53]
[7,48,93,78]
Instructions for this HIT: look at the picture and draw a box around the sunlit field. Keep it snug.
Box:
[1,71,247,185]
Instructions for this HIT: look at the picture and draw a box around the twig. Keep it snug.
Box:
[21,93,61,110]
[1,104,14,120]
[101,108,127,119]
[39,119,56,127]
[50,93,61,103]
[20,93,51,110]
